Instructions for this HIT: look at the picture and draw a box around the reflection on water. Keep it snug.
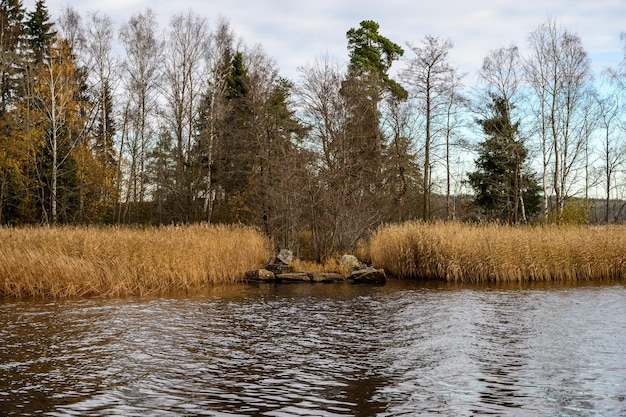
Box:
[1,280,625,416]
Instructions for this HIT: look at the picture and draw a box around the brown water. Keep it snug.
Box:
[1,280,625,416]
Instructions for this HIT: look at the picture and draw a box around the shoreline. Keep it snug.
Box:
[3,222,626,298]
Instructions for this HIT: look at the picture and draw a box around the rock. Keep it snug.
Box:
[266,262,293,275]
[276,249,294,265]
[349,267,386,284]
[339,254,363,271]
[244,269,275,282]
[309,273,345,283]
[276,272,311,282]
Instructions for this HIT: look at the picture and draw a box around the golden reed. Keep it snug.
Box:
[368,222,626,282]
[0,224,272,298]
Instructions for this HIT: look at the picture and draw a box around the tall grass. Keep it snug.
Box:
[0,224,272,298]
[368,222,626,282]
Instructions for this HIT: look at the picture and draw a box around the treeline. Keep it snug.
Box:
[1,1,626,258]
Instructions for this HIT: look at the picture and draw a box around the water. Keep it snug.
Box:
[1,280,625,416]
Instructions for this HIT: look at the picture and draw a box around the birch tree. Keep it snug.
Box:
[401,35,457,220]
[118,9,161,222]
[162,10,209,220]
[35,36,86,223]
[525,19,594,220]
[84,11,118,204]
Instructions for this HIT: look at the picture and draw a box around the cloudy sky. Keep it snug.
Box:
[24,0,626,84]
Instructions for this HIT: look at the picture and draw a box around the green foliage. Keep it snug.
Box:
[0,0,26,112]
[25,0,55,62]
[546,198,593,225]
[467,95,541,223]
[346,20,407,100]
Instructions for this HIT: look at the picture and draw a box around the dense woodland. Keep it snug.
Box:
[2,0,626,258]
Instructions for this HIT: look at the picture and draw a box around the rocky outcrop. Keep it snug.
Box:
[276,249,294,265]
[245,250,385,285]
[309,273,345,283]
[244,271,347,284]
[339,254,365,271]
[244,268,275,281]
[276,272,311,282]
[265,249,295,275]
[349,267,387,284]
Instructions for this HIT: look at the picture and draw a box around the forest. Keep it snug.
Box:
[1,0,626,259]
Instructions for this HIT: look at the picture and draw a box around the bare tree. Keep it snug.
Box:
[524,19,594,219]
[118,9,162,222]
[296,54,348,172]
[296,55,348,256]
[81,11,119,219]
[478,45,523,112]
[380,95,421,221]
[161,11,209,220]
[57,6,84,54]
[441,72,467,220]
[597,89,622,222]
[401,35,457,220]
[602,33,626,223]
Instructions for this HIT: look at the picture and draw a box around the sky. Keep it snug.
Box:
[23,0,626,85]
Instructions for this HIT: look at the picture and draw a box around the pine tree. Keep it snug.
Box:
[343,20,406,172]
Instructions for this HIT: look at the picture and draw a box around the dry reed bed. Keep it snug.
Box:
[0,224,272,298]
[368,222,626,282]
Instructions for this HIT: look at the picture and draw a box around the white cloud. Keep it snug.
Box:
[23,0,626,83]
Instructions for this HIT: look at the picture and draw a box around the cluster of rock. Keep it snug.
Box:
[244,250,386,285]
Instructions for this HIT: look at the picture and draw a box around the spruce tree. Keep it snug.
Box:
[215,51,254,222]
[467,95,541,223]
[25,0,55,63]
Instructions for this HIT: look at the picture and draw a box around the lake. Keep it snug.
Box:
[1,280,625,416]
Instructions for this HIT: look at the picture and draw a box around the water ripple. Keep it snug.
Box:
[1,282,626,416]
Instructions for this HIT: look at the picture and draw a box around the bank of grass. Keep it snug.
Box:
[368,221,626,282]
[0,224,272,298]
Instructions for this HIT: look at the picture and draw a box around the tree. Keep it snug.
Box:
[346,20,406,99]
[401,35,458,221]
[212,50,254,222]
[343,20,406,174]
[296,55,349,257]
[162,10,209,221]
[524,19,594,220]
[83,11,118,221]
[194,17,236,222]
[118,9,161,222]
[0,0,27,223]
[24,0,54,63]
[467,95,541,223]
[0,0,25,113]
[35,36,87,223]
